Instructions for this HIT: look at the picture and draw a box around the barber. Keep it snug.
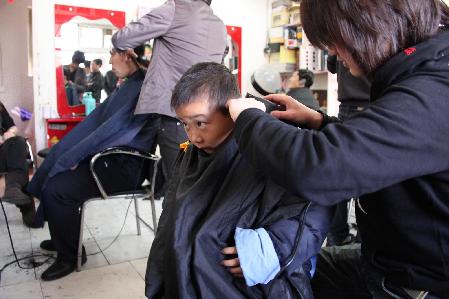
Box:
[227,0,449,298]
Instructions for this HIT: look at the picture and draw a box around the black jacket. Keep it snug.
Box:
[86,71,104,102]
[327,55,371,106]
[145,137,331,299]
[234,30,449,297]
[287,88,320,110]
[0,102,14,133]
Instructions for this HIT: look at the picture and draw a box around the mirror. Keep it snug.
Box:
[54,5,125,117]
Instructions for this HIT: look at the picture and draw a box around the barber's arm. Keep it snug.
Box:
[111,0,175,50]
[221,203,333,286]
[228,94,330,130]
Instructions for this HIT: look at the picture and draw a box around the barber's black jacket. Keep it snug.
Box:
[234,30,449,297]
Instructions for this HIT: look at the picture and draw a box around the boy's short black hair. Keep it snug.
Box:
[171,62,240,115]
[93,59,103,67]
[84,60,91,68]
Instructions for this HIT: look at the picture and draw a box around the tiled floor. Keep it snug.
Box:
[0,193,162,299]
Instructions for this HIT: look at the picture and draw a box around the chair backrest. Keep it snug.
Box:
[89,146,160,199]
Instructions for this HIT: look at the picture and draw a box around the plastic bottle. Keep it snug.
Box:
[82,92,96,116]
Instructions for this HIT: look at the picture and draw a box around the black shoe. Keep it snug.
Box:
[40,247,87,281]
[2,186,32,205]
[40,239,56,251]
[19,199,39,228]
[40,241,87,263]
[41,258,76,281]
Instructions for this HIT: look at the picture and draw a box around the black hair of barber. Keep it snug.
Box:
[298,69,314,88]
[301,0,449,78]
[171,62,240,115]
[93,59,103,67]
[72,50,85,65]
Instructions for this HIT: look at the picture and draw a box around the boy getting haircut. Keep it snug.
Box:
[145,62,332,299]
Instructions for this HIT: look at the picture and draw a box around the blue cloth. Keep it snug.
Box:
[309,256,316,277]
[235,227,280,287]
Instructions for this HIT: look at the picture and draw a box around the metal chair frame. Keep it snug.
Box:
[77,146,160,271]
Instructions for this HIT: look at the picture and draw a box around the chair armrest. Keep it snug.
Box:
[90,146,160,199]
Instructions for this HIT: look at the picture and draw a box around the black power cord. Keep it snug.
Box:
[86,155,148,257]
[86,197,133,257]
[0,199,55,285]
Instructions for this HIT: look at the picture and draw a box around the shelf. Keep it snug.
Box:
[313,70,329,75]
[284,23,301,27]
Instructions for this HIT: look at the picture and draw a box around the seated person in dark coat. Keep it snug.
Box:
[145,62,333,299]
[28,45,159,281]
[286,69,320,110]
[0,101,35,227]
[63,50,87,106]
[86,58,104,103]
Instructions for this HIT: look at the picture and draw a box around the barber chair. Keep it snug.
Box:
[76,146,160,271]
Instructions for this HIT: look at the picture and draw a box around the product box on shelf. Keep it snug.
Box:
[269,27,284,43]
[272,7,290,27]
[289,4,301,25]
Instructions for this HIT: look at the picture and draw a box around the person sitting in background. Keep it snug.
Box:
[64,50,87,106]
[28,45,159,281]
[286,69,320,110]
[0,101,35,227]
[86,59,104,103]
[145,62,333,299]
[83,60,91,79]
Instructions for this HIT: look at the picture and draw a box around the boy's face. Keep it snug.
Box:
[175,96,234,154]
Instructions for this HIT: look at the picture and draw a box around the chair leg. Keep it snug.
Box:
[77,204,85,272]
[134,197,141,236]
[150,193,158,233]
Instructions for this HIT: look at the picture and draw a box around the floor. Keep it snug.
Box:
[0,184,163,299]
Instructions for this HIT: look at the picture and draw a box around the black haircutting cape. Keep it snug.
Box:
[145,136,312,299]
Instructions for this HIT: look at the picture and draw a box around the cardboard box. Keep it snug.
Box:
[280,46,298,64]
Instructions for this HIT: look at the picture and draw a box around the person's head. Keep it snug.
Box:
[301,0,449,78]
[288,69,314,89]
[109,45,148,79]
[171,62,240,153]
[71,50,85,65]
[91,59,103,72]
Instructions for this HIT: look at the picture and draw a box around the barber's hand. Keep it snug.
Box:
[265,94,323,129]
[227,98,266,122]
[221,246,243,277]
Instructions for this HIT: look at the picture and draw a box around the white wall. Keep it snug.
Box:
[32,0,269,151]
[0,0,34,138]
[211,0,269,95]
